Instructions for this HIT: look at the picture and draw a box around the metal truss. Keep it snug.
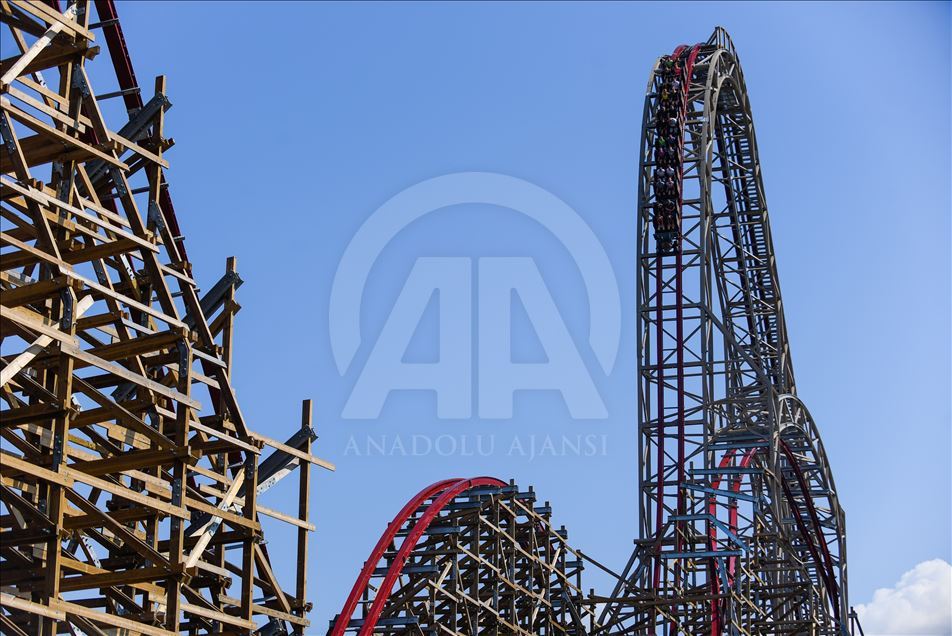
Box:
[592,27,852,635]
[329,478,597,635]
[0,2,333,634]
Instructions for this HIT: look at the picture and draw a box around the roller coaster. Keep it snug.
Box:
[1,3,861,635]
[0,2,331,634]
[329,28,861,636]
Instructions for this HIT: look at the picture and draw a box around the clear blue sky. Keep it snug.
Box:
[109,1,950,630]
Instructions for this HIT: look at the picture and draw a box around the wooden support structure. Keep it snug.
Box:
[0,2,333,634]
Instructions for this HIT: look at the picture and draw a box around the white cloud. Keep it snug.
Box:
[855,559,952,635]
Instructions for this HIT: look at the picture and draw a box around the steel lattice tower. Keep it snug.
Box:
[596,27,850,635]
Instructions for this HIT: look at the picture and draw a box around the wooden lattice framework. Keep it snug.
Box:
[0,1,333,634]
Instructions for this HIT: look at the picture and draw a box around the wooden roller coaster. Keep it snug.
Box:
[0,2,333,634]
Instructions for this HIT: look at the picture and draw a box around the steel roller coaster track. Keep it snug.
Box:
[331,28,862,636]
[588,27,852,635]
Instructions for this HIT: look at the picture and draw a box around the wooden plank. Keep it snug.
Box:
[65,268,186,330]
[0,403,66,427]
[51,600,177,636]
[62,505,156,530]
[259,503,315,532]
[62,236,143,265]
[0,274,69,308]
[59,565,168,592]
[195,483,314,531]
[0,41,94,82]
[103,420,153,449]
[295,398,312,624]
[183,469,244,569]
[218,595,310,627]
[2,172,153,250]
[58,557,164,600]
[0,452,73,488]
[0,98,127,169]
[0,303,79,346]
[4,84,88,133]
[73,64,112,144]
[63,468,188,520]
[72,377,176,450]
[0,593,65,621]
[0,294,94,387]
[68,447,194,477]
[60,342,201,410]
[183,495,260,532]
[0,613,29,636]
[253,542,291,614]
[0,5,71,87]
[180,603,256,631]
[188,418,259,454]
[8,0,94,40]
[0,230,70,272]
[14,76,66,108]
[0,232,186,328]
[252,432,336,472]
[84,329,184,363]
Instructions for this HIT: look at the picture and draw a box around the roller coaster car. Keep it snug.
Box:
[654,230,679,254]
[651,58,684,256]
[652,206,680,253]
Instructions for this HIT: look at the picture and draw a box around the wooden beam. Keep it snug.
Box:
[0,4,73,87]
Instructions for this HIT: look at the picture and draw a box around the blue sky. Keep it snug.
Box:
[108,1,950,630]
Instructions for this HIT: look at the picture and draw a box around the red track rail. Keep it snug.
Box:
[780,440,840,619]
[673,43,700,593]
[331,477,507,636]
[706,447,756,634]
[652,43,700,594]
[705,440,840,633]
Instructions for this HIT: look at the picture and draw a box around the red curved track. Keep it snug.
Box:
[330,477,507,636]
[779,439,840,617]
[707,447,756,635]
